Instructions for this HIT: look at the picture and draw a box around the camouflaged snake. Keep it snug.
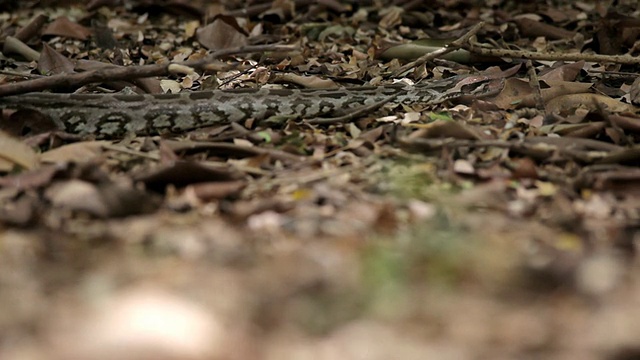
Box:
[0,75,499,137]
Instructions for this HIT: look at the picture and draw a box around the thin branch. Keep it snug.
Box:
[306,94,398,125]
[392,21,485,77]
[464,42,640,65]
[0,44,298,97]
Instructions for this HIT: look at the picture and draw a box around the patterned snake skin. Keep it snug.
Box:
[0,75,498,137]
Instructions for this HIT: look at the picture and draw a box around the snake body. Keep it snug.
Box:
[0,76,496,137]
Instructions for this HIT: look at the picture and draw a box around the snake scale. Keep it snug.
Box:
[0,75,498,137]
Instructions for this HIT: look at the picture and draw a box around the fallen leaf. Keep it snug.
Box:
[38,43,75,75]
[196,15,248,50]
[546,93,638,115]
[0,130,39,171]
[274,73,338,89]
[43,16,91,40]
[189,180,246,202]
[41,141,109,164]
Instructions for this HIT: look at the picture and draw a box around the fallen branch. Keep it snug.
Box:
[306,94,398,125]
[0,44,298,97]
[464,42,640,65]
[392,21,485,77]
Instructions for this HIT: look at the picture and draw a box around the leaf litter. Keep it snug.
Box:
[1,1,640,359]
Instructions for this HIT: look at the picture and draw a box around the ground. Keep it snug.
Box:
[1,1,640,359]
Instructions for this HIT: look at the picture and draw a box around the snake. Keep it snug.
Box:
[0,75,500,138]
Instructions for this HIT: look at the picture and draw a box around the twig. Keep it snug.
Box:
[224,0,317,17]
[464,42,640,65]
[392,21,485,77]
[306,94,398,125]
[525,60,545,113]
[0,70,43,79]
[0,44,298,97]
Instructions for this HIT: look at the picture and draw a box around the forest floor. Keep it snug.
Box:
[1,1,640,359]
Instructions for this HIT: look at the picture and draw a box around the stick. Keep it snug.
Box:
[392,22,485,77]
[464,42,640,65]
[0,44,298,97]
[306,94,398,125]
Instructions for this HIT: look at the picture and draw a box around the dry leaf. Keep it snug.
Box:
[0,130,39,171]
[43,16,92,40]
[196,15,248,51]
[274,73,339,89]
[546,93,638,115]
[38,43,75,75]
[41,141,109,164]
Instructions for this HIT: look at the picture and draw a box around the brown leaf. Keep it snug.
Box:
[14,14,48,43]
[38,43,76,75]
[545,93,638,115]
[2,108,60,137]
[489,78,533,109]
[274,74,339,89]
[0,165,60,190]
[509,157,539,179]
[539,61,584,83]
[196,15,248,51]
[40,141,109,164]
[514,18,577,40]
[189,180,246,202]
[490,79,592,109]
[43,16,92,40]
